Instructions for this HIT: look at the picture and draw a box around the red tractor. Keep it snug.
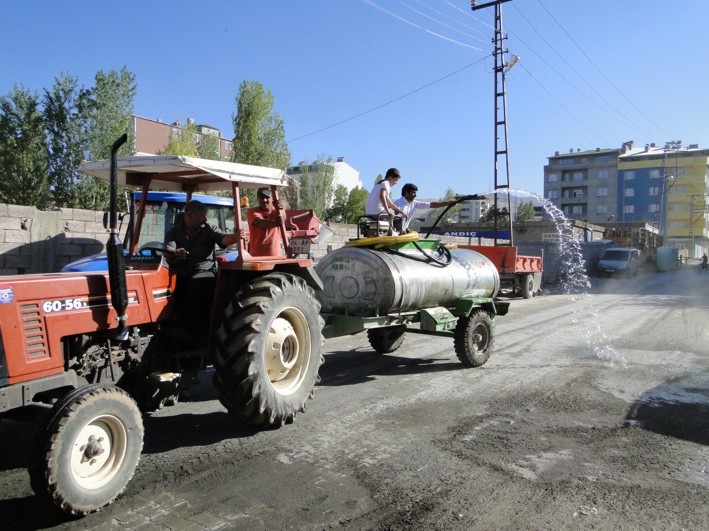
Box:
[0,135,326,515]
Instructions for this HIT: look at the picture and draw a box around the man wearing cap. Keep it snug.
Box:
[165,199,241,335]
[247,187,284,256]
[394,183,456,232]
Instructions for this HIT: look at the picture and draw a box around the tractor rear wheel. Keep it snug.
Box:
[29,384,143,516]
[367,325,406,354]
[213,273,324,428]
[453,310,494,367]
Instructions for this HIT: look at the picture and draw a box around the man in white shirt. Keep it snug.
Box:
[393,183,456,232]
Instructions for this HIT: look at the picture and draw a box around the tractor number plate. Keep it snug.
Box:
[290,238,311,256]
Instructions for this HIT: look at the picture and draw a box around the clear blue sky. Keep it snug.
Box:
[2,1,707,199]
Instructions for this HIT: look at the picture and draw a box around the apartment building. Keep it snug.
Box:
[543,146,622,224]
[544,141,709,257]
[132,115,234,161]
[286,157,363,195]
[618,142,709,256]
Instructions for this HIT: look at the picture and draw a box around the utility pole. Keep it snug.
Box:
[472,0,514,246]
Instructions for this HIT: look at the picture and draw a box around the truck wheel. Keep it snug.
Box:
[367,325,406,354]
[213,273,324,428]
[29,384,143,516]
[454,311,494,367]
[520,273,535,299]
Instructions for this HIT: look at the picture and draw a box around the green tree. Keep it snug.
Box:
[232,80,290,208]
[79,67,137,210]
[345,187,369,223]
[516,201,536,222]
[232,80,290,207]
[0,85,50,208]
[299,156,335,218]
[197,132,220,160]
[324,184,349,222]
[325,185,368,223]
[481,206,510,223]
[231,80,290,168]
[43,73,92,208]
[159,120,200,157]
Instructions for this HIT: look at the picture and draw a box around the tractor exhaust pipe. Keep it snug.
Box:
[107,134,129,340]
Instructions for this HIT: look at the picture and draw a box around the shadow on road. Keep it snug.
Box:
[625,370,709,445]
[318,347,469,387]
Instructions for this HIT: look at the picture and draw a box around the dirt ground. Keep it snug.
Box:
[1,267,707,530]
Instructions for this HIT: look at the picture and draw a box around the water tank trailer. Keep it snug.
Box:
[316,237,509,367]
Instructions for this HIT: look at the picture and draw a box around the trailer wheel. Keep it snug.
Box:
[454,311,494,367]
[213,273,324,428]
[520,273,535,299]
[29,384,143,516]
[367,325,406,354]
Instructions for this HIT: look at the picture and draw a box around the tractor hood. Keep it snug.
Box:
[79,155,288,193]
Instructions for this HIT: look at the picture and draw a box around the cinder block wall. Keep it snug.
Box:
[0,204,107,274]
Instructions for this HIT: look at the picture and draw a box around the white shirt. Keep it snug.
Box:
[393,197,430,230]
[366,181,391,216]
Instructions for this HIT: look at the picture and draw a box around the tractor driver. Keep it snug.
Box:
[165,200,240,336]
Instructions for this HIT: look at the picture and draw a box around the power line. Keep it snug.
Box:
[359,0,484,51]
[536,0,674,141]
[288,57,487,143]
[508,2,658,140]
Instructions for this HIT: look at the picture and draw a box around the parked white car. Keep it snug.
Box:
[598,247,640,276]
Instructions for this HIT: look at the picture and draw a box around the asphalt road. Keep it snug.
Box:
[2,267,708,530]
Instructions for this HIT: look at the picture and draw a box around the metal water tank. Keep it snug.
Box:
[315,245,500,316]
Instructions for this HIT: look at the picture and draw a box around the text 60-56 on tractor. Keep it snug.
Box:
[0,135,327,516]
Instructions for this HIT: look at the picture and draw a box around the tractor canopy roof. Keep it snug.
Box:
[79,155,288,193]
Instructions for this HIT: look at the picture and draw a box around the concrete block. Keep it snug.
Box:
[7,204,37,218]
[4,230,31,244]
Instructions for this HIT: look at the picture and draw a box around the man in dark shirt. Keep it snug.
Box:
[165,200,240,336]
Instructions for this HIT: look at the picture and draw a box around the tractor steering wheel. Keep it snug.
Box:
[137,242,174,257]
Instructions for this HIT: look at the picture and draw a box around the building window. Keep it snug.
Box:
[650,169,661,178]
[596,187,608,197]
[649,204,660,213]
[624,171,634,180]
[624,205,634,214]
[225,142,232,151]
[596,204,608,214]
[573,171,584,181]
[572,205,583,214]
[548,172,558,182]
[547,190,558,199]
[597,169,609,179]
[670,221,686,229]
[649,187,660,196]
[624,188,635,197]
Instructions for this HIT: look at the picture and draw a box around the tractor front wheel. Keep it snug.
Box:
[213,273,324,428]
[29,384,143,516]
